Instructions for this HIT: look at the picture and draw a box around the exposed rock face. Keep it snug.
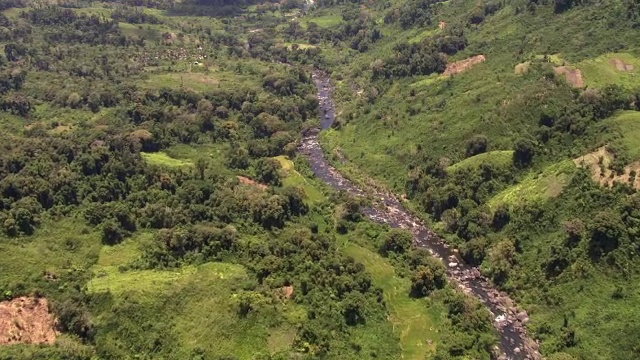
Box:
[300,70,542,360]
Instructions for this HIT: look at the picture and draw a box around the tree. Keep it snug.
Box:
[563,218,584,247]
[342,291,367,325]
[484,238,516,284]
[194,157,208,180]
[380,229,413,255]
[513,138,535,168]
[465,135,488,157]
[226,146,249,169]
[410,257,446,297]
[255,158,281,186]
[101,219,125,245]
[588,211,624,259]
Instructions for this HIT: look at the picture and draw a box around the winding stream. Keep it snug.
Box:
[299,71,542,360]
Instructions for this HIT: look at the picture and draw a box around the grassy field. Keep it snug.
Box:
[608,111,640,160]
[578,53,640,89]
[447,150,514,173]
[343,243,442,359]
[143,144,233,174]
[303,14,342,28]
[90,236,304,359]
[141,72,221,92]
[142,151,194,168]
[488,160,575,208]
[0,217,101,291]
[275,155,326,203]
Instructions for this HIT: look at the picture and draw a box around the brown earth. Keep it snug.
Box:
[554,66,585,88]
[574,146,640,189]
[237,176,268,190]
[280,286,294,299]
[0,297,58,345]
[610,58,635,72]
[439,21,447,29]
[443,55,486,76]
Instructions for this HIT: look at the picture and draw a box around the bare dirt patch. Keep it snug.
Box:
[0,297,58,345]
[237,176,268,190]
[610,58,635,72]
[443,55,486,76]
[554,66,585,88]
[574,146,640,189]
[279,286,294,299]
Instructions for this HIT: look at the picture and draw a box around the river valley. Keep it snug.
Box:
[299,71,542,360]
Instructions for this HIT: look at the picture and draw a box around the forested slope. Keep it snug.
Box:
[311,0,640,359]
[0,0,505,359]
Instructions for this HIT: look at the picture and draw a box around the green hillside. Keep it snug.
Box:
[0,0,639,359]
[312,0,640,359]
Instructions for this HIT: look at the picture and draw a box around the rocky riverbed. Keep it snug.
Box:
[299,70,542,360]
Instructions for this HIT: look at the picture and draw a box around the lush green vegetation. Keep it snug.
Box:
[2,0,640,358]
[310,0,640,358]
[0,1,407,358]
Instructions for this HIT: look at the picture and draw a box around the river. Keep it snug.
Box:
[298,71,542,360]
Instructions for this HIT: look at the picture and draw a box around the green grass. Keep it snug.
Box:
[410,73,446,88]
[89,262,243,297]
[578,53,640,89]
[142,144,232,175]
[0,217,101,290]
[274,155,326,202]
[141,72,221,93]
[408,28,440,44]
[118,23,172,42]
[534,54,566,66]
[283,42,318,50]
[93,232,151,269]
[447,150,514,172]
[86,226,302,359]
[304,14,343,28]
[343,243,442,359]
[142,151,193,168]
[488,160,576,208]
[608,110,640,160]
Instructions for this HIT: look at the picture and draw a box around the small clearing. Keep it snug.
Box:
[237,176,268,190]
[142,152,193,168]
[610,58,635,72]
[574,146,640,189]
[554,66,585,88]
[0,297,57,345]
[443,55,486,76]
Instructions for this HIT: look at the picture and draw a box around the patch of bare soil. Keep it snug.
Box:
[574,146,640,189]
[0,297,57,345]
[439,21,447,29]
[610,58,635,72]
[237,176,268,190]
[443,55,486,76]
[279,286,294,299]
[553,66,585,88]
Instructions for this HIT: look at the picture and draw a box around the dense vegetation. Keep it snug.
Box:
[0,0,502,358]
[318,0,640,359]
[2,0,640,359]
